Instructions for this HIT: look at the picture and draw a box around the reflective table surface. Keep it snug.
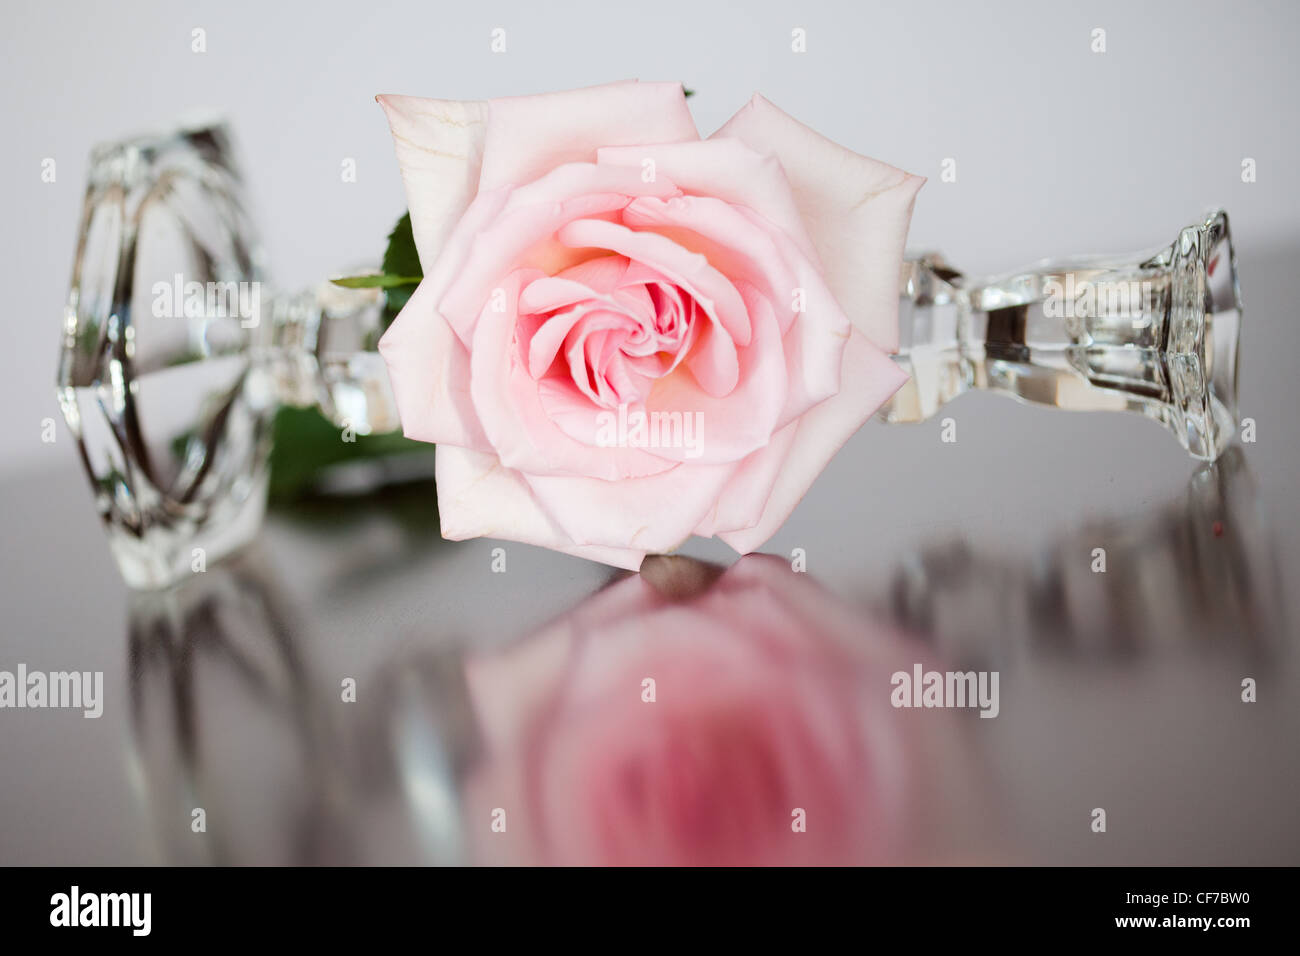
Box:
[2,241,1297,866]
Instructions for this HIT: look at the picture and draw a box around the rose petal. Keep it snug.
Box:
[558,217,752,347]
[556,218,747,396]
[562,311,640,406]
[596,139,820,265]
[376,278,488,449]
[526,301,602,379]
[435,445,646,570]
[716,329,909,554]
[378,183,520,449]
[638,281,788,464]
[518,255,630,314]
[524,459,738,553]
[692,421,798,538]
[376,94,488,271]
[438,163,680,346]
[441,192,632,346]
[712,93,923,354]
[622,195,849,424]
[469,271,677,480]
[479,80,699,191]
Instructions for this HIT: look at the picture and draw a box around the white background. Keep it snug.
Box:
[3,0,1297,476]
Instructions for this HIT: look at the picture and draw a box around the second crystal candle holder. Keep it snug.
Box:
[57,120,1244,590]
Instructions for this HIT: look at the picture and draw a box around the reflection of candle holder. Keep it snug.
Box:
[127,546,475,864]
[127,548,358,864]
[354,653,480,866]
[61,118,1244,591]
[887,447,1282,663]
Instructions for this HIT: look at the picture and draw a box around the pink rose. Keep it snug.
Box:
[377,81,922,569]
[460,556,976,866]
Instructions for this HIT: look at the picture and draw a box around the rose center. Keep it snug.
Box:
[521,257,699,409]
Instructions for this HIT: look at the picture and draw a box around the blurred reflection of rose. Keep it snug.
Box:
[462,554,980,866]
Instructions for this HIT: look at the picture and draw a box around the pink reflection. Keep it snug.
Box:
[462,554,999,866]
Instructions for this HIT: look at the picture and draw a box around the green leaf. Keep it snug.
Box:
[330,273,422,289]
[380,211,422,329]
[684,88,695,98]
[267,405,433,503]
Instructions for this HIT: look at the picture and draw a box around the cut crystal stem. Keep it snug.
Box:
[882,210,1242,460]
[258,279,398,436]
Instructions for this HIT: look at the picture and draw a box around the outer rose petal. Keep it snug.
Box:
[435,445,646,570]
[692,422,798,538]
[596,140,820,264]
[376,278,487,449]
[376,94,488,271]
[377,185,515,449]
[478,80,700,191]
[524,458,738,553]
[716,329,909,555]
[712,93,923,354]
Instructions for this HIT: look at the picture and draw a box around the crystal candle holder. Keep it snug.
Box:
[57,120,1245,589]
[57,120,394,588]
[883,210,1242,460]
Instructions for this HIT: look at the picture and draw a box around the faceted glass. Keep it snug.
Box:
[883,210,1243,460]
[57,121,393,588]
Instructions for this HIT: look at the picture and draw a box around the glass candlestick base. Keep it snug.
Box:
[883,210,1242,460]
